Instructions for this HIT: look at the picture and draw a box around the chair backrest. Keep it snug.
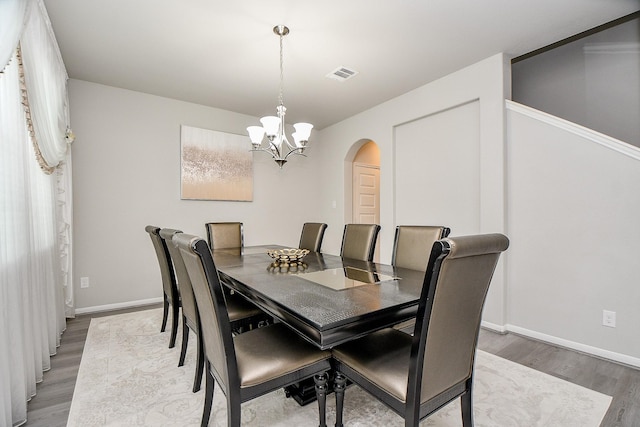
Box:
[205,222,243,250]
[391,225,451,271]
[174,233,238,393]
[160,228,199,331]
[408,233,509,409]
[340,224,381,262]
[145,225,179,306]
[299,222,328,252]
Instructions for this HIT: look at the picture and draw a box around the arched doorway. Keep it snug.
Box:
[350,140,380,259]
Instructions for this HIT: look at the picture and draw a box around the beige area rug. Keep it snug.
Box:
[68,309,611,426]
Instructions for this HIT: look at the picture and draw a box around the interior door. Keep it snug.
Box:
[352,162,380,261]
[352,163,380,224]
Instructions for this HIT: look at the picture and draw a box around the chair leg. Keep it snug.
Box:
[169,303,179,348]
[161,296,169,332]
[193,332,204,393]
[461,389,473,427]
[227,395,241,427]
[334,372,347,427]
[178,316,189,367]
[201,363,215,427]
[314,372,329,427]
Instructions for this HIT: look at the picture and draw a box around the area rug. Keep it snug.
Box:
[67,309,611,426]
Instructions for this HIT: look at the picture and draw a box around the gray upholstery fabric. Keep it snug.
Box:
[420,234,508,402]
[161,228,198,329]
[174,233,231,390]
[145,225,178,306]
[174,233,331,405]
[299,222,328,252]
[391,225,450,332]
[340,224,381,262]
[391,226,450,271]
[235,323,331,387]
[205,222,243,250]
[332,329,412,402]
[332,233,509,422]
[226,295,265,322]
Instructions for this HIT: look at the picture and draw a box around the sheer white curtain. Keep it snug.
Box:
[0,1,71,425]
[19,0,74,317]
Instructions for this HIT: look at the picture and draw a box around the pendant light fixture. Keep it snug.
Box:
[247,25,313,168]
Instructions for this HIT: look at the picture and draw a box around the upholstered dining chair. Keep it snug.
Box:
[391,225,451,333]
[332,233,509,427]
[391,225,451,271]
[145,225,180,348]
[160,228,269,393]
[205,221,270,330]
[159,228,201,391]
[205,222,243,250]
[174,233,332,427]
[299,222,328,252]
[340,223,381,262]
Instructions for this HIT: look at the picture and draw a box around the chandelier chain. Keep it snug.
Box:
[279,31,284,107]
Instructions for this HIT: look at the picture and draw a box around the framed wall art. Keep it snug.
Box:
[180,125,253,201]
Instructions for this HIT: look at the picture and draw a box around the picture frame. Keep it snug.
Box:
[180,125,253,201]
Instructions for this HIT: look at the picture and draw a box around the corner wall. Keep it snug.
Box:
[317,53,510,327]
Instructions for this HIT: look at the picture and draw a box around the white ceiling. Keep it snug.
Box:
[43,0,639,129]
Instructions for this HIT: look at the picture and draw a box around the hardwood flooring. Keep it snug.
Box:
[476,329,640,427]
[24,304,640,426]
[24,303,163,427]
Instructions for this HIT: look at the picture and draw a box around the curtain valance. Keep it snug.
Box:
[0,0,28,74]
[20,0,71,173]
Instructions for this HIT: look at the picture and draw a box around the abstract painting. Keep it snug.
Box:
[180,126,253,201]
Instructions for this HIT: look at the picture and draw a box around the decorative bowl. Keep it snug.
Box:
[267,248,309,266]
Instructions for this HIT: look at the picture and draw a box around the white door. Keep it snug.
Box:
[353,163,380,261]
[353,163,380,224]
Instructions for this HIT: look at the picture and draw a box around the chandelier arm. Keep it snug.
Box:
[284,147,306,160]
[252,146,280,160]
[268,140,283,159]
[281,135,298,151]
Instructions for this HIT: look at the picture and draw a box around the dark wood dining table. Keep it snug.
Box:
[212,245,426,350]
[212,245,427,405]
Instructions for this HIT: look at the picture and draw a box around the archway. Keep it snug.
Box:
[345,139,381,259]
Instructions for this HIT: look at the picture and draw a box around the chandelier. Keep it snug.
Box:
[247,25,313,168]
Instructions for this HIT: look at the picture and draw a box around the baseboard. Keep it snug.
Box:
[74,297,164,315]
[506,324,640,369]
[481,320,507,334]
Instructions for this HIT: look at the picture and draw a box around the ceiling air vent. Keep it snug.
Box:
[326,66,358,82]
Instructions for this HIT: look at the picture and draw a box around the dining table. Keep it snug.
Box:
[212,245,427,405]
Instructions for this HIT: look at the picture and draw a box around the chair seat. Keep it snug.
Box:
[235,323,331,388]
[226,293,265,322]
[392,319,415,333]
[332,328,412,402]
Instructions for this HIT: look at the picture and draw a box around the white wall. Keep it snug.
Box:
[316,53,510,328]
[395,100,481,235]
[506,101,640,365]
[69,80,323,311]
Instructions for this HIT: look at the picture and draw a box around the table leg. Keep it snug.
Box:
[314,373,328,427]
[334,372,347,427]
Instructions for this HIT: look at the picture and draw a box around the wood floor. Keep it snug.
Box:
[24,304,640,427]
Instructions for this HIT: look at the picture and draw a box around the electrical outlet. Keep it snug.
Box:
[80,277,90,288]
[602,310,616,328]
